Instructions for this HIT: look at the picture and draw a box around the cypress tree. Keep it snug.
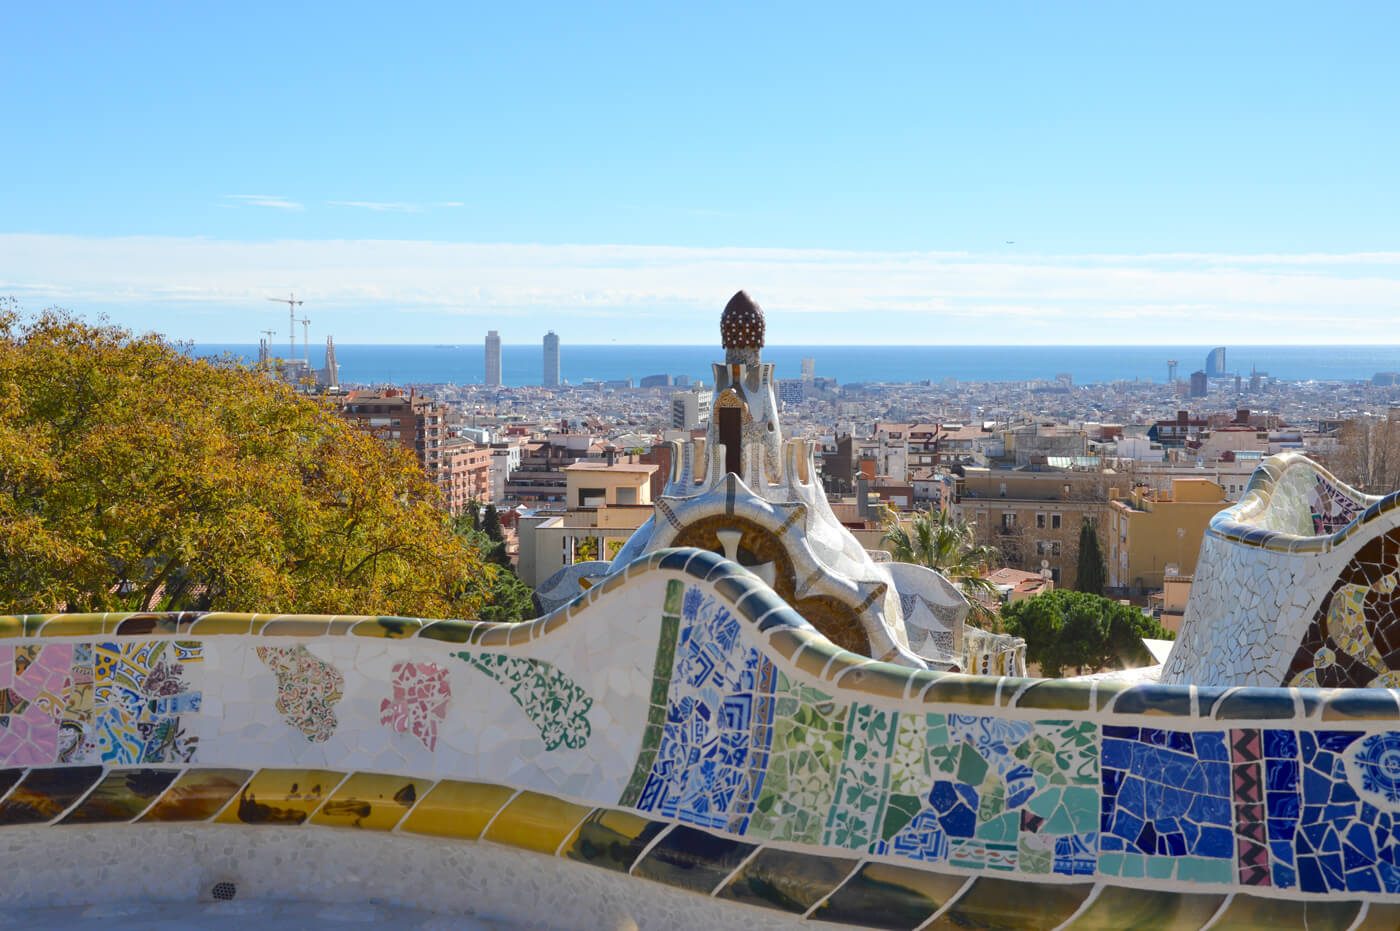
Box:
[1076,518,1107,595]
[482,504,504,543]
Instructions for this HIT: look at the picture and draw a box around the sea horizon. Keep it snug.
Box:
[189,342,1400,388]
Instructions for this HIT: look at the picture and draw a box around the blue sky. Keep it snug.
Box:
[3,2,1399,344]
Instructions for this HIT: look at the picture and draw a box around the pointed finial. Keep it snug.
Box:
[721,290,765,354]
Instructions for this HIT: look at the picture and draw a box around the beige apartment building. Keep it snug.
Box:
[515,460,657,587]
[1106,477,1228,596]
[953,467,1113,589]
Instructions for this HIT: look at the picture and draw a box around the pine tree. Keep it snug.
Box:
[1076,518,1107,595]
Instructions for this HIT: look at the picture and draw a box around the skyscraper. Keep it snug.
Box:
[1205,347,1228,377]
[485,330,501,387]
[543,331,560,387]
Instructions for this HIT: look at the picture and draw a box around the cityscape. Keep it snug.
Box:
[250,311,1400,621]
[7,2,1400,929]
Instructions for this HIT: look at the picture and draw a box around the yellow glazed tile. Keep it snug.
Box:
[309,772,433,831]
[214,769,345,825]
[141,768,253,822]
[832,660,914,699]
[38,615,107,637]
[260,617,334,637]
[794,640,838,680]
[188,614,256,635]
[475,625,513,647]
[765,627,815,661]
[1064,886,1225,930]
[484,791,593,855]
[349,616,423,639]
[399,780,516,840]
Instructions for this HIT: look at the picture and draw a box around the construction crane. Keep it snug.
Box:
[259,328,277,366]
[267,293,303,357]
[299,316,311,362]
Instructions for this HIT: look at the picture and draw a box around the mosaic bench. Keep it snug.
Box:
[1166,452,1400,689]
[5,546,1400,928]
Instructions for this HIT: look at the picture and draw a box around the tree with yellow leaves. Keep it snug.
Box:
[0,304,524,620]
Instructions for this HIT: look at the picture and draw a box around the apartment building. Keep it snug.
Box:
[953,466,1113,588]
[335,388,446,484]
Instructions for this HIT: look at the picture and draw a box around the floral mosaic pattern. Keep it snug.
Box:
[0,640,201,766]
[380,661,450,752]
[257,645,344,743]
[633,585,777,832]
[458,652,592,751]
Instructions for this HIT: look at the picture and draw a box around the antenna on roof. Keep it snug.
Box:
[267,293,304,358]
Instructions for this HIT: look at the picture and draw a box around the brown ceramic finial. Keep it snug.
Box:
[721,290,765,352]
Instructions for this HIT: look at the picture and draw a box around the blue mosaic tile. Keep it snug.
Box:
[1262,727,1400,894]
[634,586,776,833]
[1098,725,1232,877]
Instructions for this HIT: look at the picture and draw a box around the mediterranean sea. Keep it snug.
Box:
[190,344,1400,389]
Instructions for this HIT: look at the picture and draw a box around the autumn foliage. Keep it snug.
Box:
[0,306,508,618]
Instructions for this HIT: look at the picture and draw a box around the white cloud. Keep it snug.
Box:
[222,194,304,211]
[2,233,1399,344]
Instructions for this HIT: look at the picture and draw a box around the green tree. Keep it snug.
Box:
[0,306,512,619]
[1002,589,1172,677]
[482,504,504,543]
[883,507,1002,626]
[1076,518,1107,595]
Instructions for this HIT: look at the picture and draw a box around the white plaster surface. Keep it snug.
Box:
[0,825,816,930]
[192,572,668,800]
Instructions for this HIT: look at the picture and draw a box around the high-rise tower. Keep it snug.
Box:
[321,335,339,389]
[543,331,560,387]
[1205,347,1228,377]
[485,330,502,387]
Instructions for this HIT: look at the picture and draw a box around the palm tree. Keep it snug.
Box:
[883,507,1002,627]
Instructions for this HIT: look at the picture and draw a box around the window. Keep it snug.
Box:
[1002,512,1016,531]
[1036,513,1046,529]
[1037,540,1061,557]
[1051,513,1062,530]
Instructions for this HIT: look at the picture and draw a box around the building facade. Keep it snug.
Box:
[1106,477,1227,595]
[335,388,446,487]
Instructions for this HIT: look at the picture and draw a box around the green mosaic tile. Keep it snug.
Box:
[747,673,845,844]
[618,611,680,808]
[1174,857,1233,884]
[458,652,592,751]
[663,578,683,615]
[824,702,899,850]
